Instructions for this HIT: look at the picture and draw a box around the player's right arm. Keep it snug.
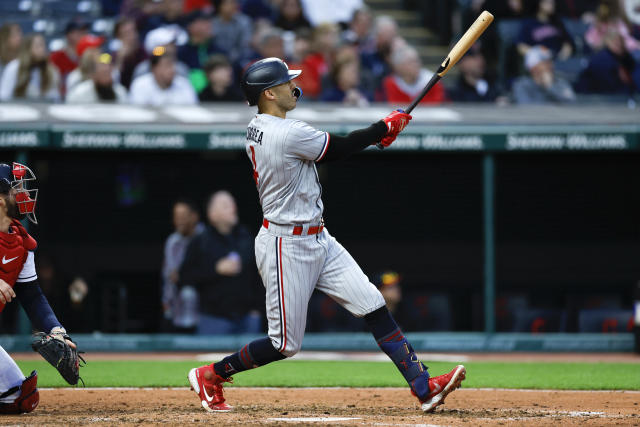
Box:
[0,278,16,304]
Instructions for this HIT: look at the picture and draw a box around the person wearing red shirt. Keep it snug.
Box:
[50,22,89,77]
[380,45,446,104]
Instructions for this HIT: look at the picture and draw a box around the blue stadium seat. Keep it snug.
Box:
[40,0,99,18]
[578,309,634,333]
[0,0,39,17]
[562,18,590,55]
[512,308,567,333]
[554,56,588,84]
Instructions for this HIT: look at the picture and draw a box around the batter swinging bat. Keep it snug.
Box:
[377,10,494,149]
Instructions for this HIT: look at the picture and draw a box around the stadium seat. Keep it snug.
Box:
[512,309,568,333]
[554,56,588,84]
[562,18,590,55]
[0,0,39,17]
[578,309,634,333]
[40,0,99,18]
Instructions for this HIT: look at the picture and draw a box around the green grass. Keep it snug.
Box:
[15,360,640,390]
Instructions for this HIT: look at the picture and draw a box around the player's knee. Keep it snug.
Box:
[280,340,302,358]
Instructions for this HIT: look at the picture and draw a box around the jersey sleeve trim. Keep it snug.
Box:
[315,132,330,162]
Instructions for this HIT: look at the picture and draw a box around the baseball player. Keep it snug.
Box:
[0,162,81,414]
[189,58,466,413]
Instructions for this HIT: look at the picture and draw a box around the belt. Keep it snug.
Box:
[262,218,324,236]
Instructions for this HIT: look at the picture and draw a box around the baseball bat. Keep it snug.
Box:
[377,10,494,149]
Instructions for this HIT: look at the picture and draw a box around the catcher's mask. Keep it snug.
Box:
[0,162,38,224]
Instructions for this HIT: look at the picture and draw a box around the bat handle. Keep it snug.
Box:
[376,108,407,150]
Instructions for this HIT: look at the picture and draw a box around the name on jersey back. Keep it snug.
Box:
[247,127,263,145]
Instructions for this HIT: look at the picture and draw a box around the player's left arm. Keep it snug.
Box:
[13,251,64,333]
[14,278,63,334]
[318,110,412,163]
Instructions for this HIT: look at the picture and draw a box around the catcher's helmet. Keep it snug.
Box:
[241,57,302,106]
[0,162,38,224]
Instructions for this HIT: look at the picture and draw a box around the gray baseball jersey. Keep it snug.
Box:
[246,113,385,357]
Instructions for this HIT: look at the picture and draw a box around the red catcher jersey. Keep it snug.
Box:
[0,220,37,313]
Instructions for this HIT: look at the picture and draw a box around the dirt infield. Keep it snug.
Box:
[2,388,639,426]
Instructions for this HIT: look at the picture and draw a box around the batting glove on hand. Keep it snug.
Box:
[382,109,412,136]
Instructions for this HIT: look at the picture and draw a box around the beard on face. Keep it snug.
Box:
[5,195,25,220]
[94,81,117,101]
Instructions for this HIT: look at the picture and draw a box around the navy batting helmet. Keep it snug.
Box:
[241,57,302,106]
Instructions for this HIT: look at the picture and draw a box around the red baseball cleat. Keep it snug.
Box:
[188,365,233,413]
[418,365,466,412]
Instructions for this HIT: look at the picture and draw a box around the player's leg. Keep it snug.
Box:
[315,229,465,412]
[0,346,39,414]
[189,231,323,412]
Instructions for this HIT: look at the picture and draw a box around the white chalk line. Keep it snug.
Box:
[39,387,640,393]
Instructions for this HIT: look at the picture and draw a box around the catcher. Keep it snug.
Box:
[0,162,83,415]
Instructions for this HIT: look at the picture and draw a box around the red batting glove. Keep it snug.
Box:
[378,134,397,148]
[382,109,412,137]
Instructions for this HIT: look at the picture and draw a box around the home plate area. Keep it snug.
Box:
[3,388,638,425]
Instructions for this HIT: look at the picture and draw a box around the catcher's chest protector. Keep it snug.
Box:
[0,228,32,313]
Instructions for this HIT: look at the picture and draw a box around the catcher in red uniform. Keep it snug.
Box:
[0,162,83,415]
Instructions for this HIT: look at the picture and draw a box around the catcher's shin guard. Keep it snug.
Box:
[0,370,39,414]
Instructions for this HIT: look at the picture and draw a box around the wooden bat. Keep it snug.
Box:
[377,10,494,149]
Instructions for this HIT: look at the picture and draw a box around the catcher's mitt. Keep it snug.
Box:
[31,327,85,385]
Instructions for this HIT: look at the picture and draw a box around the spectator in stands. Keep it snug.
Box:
[517,0,574,59]
[66,35,106,92]
[341,7,375,54]
[178,9,228,91]
[320,52,370,106]
[50,21,89,90]
[143,0,188,36]
[212,0,253,64]
[179,191,262,335]
[198,54,243,101]
[0,23,23,78]
[162,198,204,333]
[301,23,340,98]
[512,46,576,103]
[0,34,60,102]
[448,44,500,103]
[585,0,640,53]
[274,0,312,32]
[132,26,190,81]
[576,28,640,94]
[129,47,198,105]
[286,28,321,99]
[361,15,399,91]
[111,18,147,89]
[380,45,446,104]
[66,53,128,103]
[300,0,363,27]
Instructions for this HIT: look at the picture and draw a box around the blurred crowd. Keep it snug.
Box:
[0,0,638,108]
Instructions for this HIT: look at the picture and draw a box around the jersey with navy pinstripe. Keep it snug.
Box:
[245,114,329,225]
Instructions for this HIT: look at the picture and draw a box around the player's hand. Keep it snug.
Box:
[379,134,398,148]
[0,279,16,304]
[50,326,77,349]
[216,255,242,276]
[382,109,412,138]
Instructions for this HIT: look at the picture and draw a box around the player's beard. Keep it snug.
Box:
[5,195,25,221]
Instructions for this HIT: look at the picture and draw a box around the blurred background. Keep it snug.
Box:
[0,0,639,350]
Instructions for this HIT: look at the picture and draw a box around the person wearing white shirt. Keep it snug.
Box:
[66,53,128,103]
[0,34,60,102]
[129,49,197,106]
